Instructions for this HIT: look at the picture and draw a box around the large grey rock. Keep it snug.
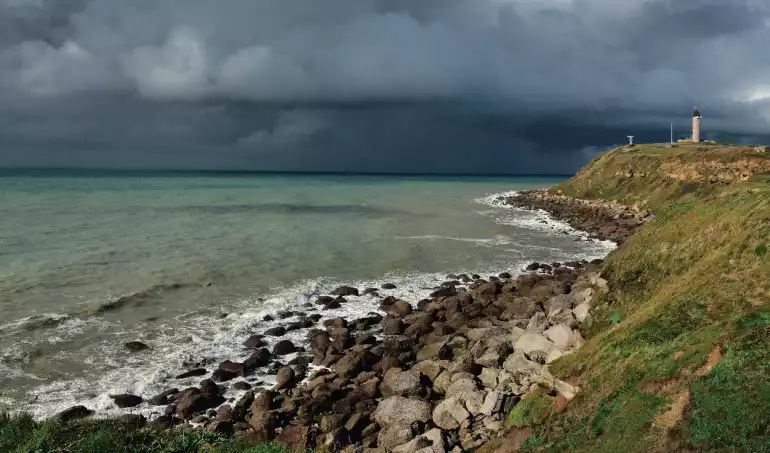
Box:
[526,312,549,332]
[446,379,485,415]
[378,423,415,450]
[514,333,554,363]
[547,308,578,329]
[394,429,445,453]
[502,350,543,385]
[413,360,444,381]
[373,396,432,427]
[432,397,470,429]
[416,339,451,362]
[479,367,499,389]
[382,369,422,397]
[479,391,510,417]
[544,294,573,313]
[573,303,590,322]
[544,324,575,350]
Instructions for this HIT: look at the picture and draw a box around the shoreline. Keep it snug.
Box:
[15,190,632,453]
[499,189,652,244]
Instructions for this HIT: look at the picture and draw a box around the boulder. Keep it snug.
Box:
[385,300,413,317]
[526,312,549,332]
[175,368,207,379]
[382,283,398,290]
[264,326,286,337]
[430,287,456,298]
[413,360,444,381]
[432,397,470,429]
[515,333,554,363]
[381,369,423,398]
[175,393,225,419]
[148,388,179,406]
[546,349,565,364]
[378,423,415,450]
[110,394,142,408]
[502,350,543,385]
[547,308,578,329]
[272,340,297,355]
[124,341,149,352]
[383,316,406,335]
[446,379,485,415]
[244,348,272,369]
[416,339,451,362]
[373,396,432,427]
[243,335,265,349]
[544,294,573,313]
[249,411,279,442]
[544,324,574,350]
[274,366,296,390]
[56,405,94,422]
[331,286,359,296]
[276,424,311,452]
[573,303,590,323]
[200,379,220,395]
[479,368,499,389]
[335,352,365,378]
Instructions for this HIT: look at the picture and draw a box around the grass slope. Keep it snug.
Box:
[515,144,770,452]
[0,413,285,453]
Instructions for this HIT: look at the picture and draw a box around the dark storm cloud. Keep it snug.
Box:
[0,0,769,172]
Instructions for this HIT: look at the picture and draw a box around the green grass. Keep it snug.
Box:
[687,312,770,451]
[508,389,554,429]
[0,414,283,453]
[512,144,770,452]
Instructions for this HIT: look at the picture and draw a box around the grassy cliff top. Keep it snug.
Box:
[509,144,770,452]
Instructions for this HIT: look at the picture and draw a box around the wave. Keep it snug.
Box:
[91,282,195,314]
[0,313,72,335]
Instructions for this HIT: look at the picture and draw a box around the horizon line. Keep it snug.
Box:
[0,168,574,178]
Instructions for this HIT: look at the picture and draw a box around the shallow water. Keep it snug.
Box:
[0,171,613,418]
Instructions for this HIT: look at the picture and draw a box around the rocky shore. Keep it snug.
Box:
[57,258,610,453]
[500,189,653,244]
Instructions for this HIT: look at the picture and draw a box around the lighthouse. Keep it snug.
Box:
[691,107,702,142]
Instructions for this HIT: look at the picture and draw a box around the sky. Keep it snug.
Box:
[1,0,769,174]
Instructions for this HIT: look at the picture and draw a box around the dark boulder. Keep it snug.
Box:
[331,286,359,297]
[110,394,142,408]
[148,388,179,406]
[264,326,286,337]
[381,283,397,290]
[243,334,265,349]
[200,379,220,395]
[233,381,252,391]
[56,405,93,422]
[384,300,413,317]
[274,366,296,390]
[244,348,272,369]
[273,340,297,356]
[175,368,207,379]
[430,287,456,298]
[175,393,225,419]
[124,341,149,352]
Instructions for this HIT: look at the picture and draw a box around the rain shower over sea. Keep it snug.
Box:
[0,171,614,418]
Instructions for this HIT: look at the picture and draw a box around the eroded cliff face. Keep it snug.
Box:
[557,144,770,210]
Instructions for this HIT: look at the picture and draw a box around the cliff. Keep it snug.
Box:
[492,143,770,452]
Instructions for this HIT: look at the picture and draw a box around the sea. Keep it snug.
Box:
[0,170,614,419]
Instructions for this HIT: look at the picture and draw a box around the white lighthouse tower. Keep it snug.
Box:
[691,107,702,142]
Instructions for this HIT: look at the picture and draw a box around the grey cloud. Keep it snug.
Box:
[0,0,769,172]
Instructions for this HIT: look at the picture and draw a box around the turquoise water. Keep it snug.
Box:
[0,172,612,417]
